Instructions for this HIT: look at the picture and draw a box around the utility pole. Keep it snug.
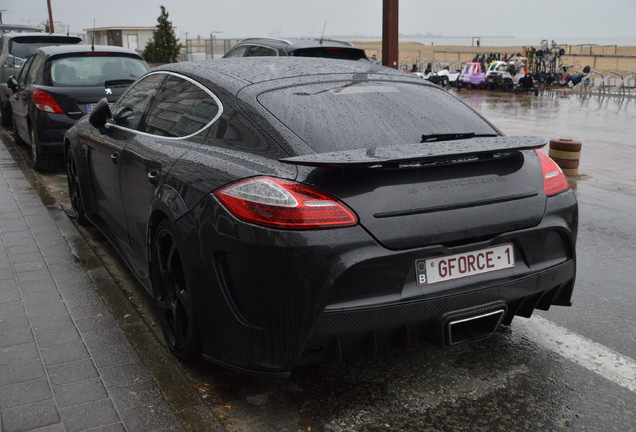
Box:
[382,0,398,69]
[47,0,55,33]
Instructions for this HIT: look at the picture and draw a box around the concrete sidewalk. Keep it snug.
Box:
[0,138,216,431]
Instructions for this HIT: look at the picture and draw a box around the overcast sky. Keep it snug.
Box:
[2,0,635,41]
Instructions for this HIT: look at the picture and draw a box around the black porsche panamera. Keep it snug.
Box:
[63,57,577,375]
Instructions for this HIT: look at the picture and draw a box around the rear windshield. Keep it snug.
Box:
[46,53,149,87]
[291,47,367,61]
[258,81,498,152]
[9,36,82,63]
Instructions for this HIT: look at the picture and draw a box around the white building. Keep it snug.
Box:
[84,26,156,53]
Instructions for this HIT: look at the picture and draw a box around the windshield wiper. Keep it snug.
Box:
[420,132,498,143]
[105,79,136,87]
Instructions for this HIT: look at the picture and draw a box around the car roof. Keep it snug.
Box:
[1,32,79,40]
[155,57,427,94]
[236,37,356,50]
[34,44,142,57]
[0,24,43,33]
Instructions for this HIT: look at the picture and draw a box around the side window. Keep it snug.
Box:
[16,55,37,88]
[25,55,45,86]
[111,73,165,131]
[245,45,278,57]
[143,75,220,138]
[224,45,249,58]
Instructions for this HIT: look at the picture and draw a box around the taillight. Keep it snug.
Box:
[33,90,65,114]
[214,176,358,229]
[537,151,569,196]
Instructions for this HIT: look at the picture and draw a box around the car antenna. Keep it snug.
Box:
[91,18,95,52]
[319,21,327,45]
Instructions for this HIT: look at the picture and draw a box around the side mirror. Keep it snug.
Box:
[89,98,111,133]
[7,76,18,93]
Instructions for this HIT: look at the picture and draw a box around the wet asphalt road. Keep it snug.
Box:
[5,87,636,431]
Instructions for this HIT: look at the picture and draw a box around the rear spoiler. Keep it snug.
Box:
[280,136,547,168]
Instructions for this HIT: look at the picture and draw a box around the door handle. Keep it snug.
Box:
[147,170,159,185]
[110,153,119,164]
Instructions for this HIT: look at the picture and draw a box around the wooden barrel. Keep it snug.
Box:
[549,138,582,176]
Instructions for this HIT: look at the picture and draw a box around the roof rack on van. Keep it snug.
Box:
[240,37,293,45]
[313,38,355,47]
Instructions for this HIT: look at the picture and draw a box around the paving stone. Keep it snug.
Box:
[36,326,81,348]
[9,251,43,264]
[0,377,52,408]
[0,285,20,303]
[0,326,34,348]
[41,341,90,366]
[58,399,120,432]
[30,314,76,334]
[0,312,30,332]
[100,361,153,389]
[47,358,99,386]
[16,269,53,283]
[12,259,47,272]
[75,312,119,334]
[0,341,40,366]
[25,301,68,318]
[0,300,24,318]
[17,278,56,293]
[108,378,163,411]
[21,288,63,306]
[83,329,129,351]
[53,377,109,408]
[2,400,60,432]
[90,343,141,369]
[0,359,46,386]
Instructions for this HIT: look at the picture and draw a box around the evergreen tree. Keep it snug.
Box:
[143,6,181,63]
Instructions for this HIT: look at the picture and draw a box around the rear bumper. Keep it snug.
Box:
[186,190,577,375]
[296,259,574,367]
[34,112,77,154]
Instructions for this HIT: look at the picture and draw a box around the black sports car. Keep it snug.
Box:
[64,57,577,376]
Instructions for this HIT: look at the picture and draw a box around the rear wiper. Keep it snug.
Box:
[420,132,498,143]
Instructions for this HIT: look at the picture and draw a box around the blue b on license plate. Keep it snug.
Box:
[415,243,514,285]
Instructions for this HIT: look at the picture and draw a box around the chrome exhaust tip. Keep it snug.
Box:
[445,305,506,346]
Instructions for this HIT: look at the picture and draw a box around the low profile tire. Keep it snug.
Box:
[65,145,88,225]
[29,127,55,172]
[151,219,201,361]
[12,115,25,145]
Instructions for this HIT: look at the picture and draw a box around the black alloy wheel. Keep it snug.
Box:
[151,220,200,360]
[29,126,55,172]
[65,145,88,225]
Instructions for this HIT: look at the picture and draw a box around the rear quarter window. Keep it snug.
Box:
[258,80,498,152]
[142,74,222,138]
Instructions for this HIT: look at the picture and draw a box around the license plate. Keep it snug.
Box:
[415,243,514,286]
[87,103,113,113]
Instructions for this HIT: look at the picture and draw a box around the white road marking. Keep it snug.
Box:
[516,315,636,393]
